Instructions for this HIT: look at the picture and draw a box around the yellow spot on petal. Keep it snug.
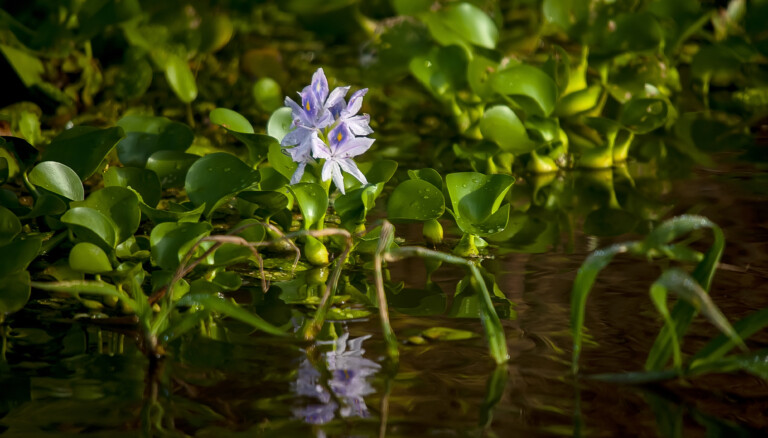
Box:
[337,132,343,142]
[305,102,311,111]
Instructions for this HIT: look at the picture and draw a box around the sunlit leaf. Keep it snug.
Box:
[290,183,328,230]
[69,242,112,274]
[480,105,536,154]
[422,2,498,50]
[28,161,84,201]
[61,207,118,250]
[165,54,198,103]
[387,179,445,222]
[491,64,559,116]
[71,186,140,244]
[210,108,254,134]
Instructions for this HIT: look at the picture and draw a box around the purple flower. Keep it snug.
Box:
[312,123,374,194]
[280,68,374,190]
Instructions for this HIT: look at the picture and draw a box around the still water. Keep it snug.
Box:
[2,162,768,437]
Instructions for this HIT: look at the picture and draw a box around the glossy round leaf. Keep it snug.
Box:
[28,161,84,201]
[0,270,30,316]
[491,64,558,116]
[145,150,199,189]
[103,166,162,207]
[407,168,443,190]
[69,242,113,274]
[61,206,118,250]
[252,78,283,113]
[41,126,124,180]
[479,105,536,154]
[237,190,289,217]
[290,183,328,230]
[267,141,299,182]
[71,187,140,244]
[210,108,254,134]
[0,235,41,278]
[0,205,21,246]
[150,221,212,271]
[423,2,498,50]
[227,132,277,166]
[267,107,293,142]
[116,115,194,167]
[165,54,198,103]
[139,202,205,225]
[387,179,445,221]
[185,153,260,217]
[446,172,515,236]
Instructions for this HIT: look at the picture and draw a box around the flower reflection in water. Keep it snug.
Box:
[293,332,381,425]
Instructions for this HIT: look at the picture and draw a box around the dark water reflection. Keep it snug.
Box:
[3,164,768,437]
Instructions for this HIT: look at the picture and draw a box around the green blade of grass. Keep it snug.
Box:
[691,307,768,367]
[645,218,725,370]
[570,242,637,373]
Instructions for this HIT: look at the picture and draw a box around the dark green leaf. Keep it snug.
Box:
[0,205,21,246]
[0,270,31,315]
[116,115,194,167]
[185,153,260,217]
[387,179,445,221]
[145,150,199,189]
[150,221,212,271]
[103,167,162,208]
[41,126,124,180]
[71,187,140,244]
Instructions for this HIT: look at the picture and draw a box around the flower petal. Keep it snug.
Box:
[336,136,374,158]
[337,158,367,185]
[311,134,331,159]
[342,88,367,118]
[325,86,350,111]
[290,161,308,185]
[346,114,373,136]
[328,123,352,150]
[330,160,346,194]
[311,68,329,103]
[281,126,312,147]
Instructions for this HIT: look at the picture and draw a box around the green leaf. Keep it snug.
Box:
[0,44,43,87]
[343,159,398,194]
[103,166,162,208]
[0,270,31,316]
[407,168,443,190]
[479,105,536,154]
[116,115,194,167]
[227,132,277,166]
[114,58,152,99]
[334,185,377,231]
[570,242,636,373]
[210,108,254,134]
[393,0,432,15]
[422,2,498,50]
[446,172,514,236]
[289,183,328,230]
[0,205,21,246]
[620,98,668,134]
[267,141,298,181]
[652,269,746,360]
[692,308,768,366]
[69,242,112,274]
[387,179,445,221]
[61,207,118,250]
[71,187,140,244]
[267,107,294,142]
[0,157,7,185]
[491,64,559,117]
[150,221,212,271]
[176,292,287,336]
[28,161,84,201]
[185,153,260,217]
[0,235,42,278]
[41,126,124,180]
[139,201,205,225]
[165,54,198,103]
[252,77,283,112]
[1,136,39,175]
[145,150,199,189]
[237,190,289,218]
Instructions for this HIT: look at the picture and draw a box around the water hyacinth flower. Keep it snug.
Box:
[281,68,374,193]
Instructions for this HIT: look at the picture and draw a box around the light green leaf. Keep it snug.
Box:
[28,161,84,201]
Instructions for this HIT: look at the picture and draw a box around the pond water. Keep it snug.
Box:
[3,160,768,437]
